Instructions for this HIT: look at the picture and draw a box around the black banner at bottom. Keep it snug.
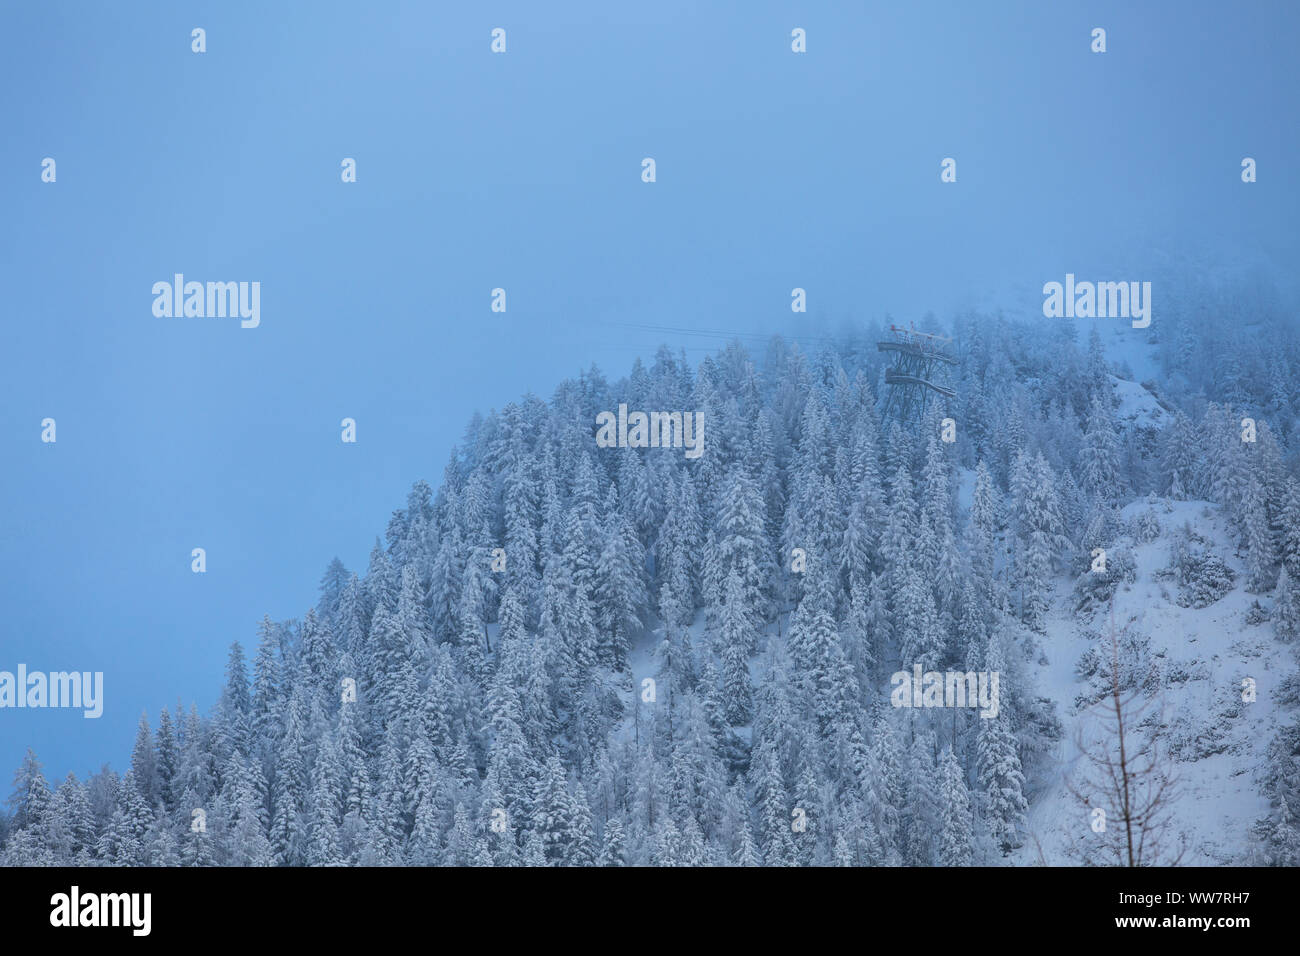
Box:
[0,865,1284,943]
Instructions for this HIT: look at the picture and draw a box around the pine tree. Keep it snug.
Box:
[938,746,973,866]
[675,814,708,866]
[336,700,371,821]
[718,568,755,725]
[405,737,443,865]
[1274,566,1300,642]
[101,770,151,866]
[270,694,309,864]
[709,468,772,628]
[1080,394,1120,502]
[903,731,939,866]
[733,820,761,866]
[250,617,282,753]
[569,783,598,866]
[7,749,53,847]
[298,609,339,714]
[1161,411,1198,499]
[456,561,491,680]
[842,419,886,586]
[130,713,158,809]
[534,755,575,866]
[753,746,795,866]
[896,565,944,673]
[181,799,216,867]
[155,707,179,812]
[1013,453,1070,628]
[594,485,647,670]
[53,773,96,862]
[922,432,962,611]
[226,756,274,867]
[147,816,181,867]
[867,713,906,864]
[318,557,350,621]
[306,730,345,866]
[599,817,627,866]
[1086,326,1110,403]
[217,642,252,759]
[1241,465,1276,592]
[977,638,1027,854]
[881,459,920,614]
[1279,478,1300,580]
[502,417,541,606]
[444,802,475,866]
[521,828,547,867]
[656,474,703,627]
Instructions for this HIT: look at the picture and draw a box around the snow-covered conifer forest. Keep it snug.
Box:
[6,281,1300,867]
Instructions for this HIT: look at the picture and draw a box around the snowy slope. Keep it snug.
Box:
[1018,498,1280,865]
[1111,375,1170,431]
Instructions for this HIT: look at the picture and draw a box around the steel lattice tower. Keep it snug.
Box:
[876,324,958,425]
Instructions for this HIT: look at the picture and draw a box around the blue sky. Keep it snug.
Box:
[2,0,1298,783]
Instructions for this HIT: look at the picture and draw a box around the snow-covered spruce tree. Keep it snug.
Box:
[1278,478,1300,581]
[705,468,770,634]
[599,816,626,866]
[977,636,1027,855]
[1274,565,1300,643]
[1205,404,1247,516]
[1010,452,1070,629]
[1160,410,1199,499]
[921,431,962,616]
[1080,394,1120,503]
[842,418,885,595]
[594,485,647,670]
[655,473,702,628]
[1239,462,1277,593]
[964,459,1001,623]
[938,746,973,867]
[50,773,96,864]
[1170,524,1237,609]
[1256,717,1300,865]
[902,729,939,866]
[501,406,542,609]
[717,568,755,725]
[7,749,53,854]
[881,457,920,609]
